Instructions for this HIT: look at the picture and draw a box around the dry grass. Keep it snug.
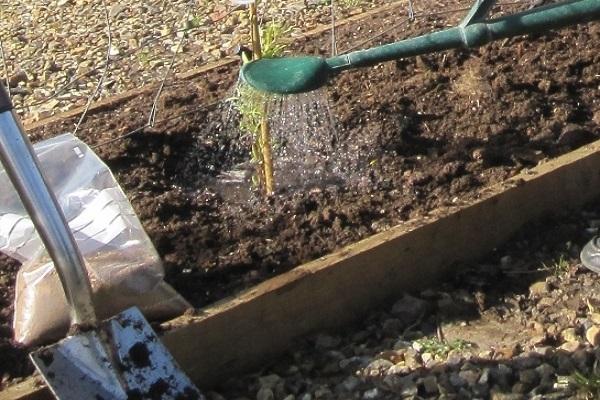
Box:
[452,62,492,101]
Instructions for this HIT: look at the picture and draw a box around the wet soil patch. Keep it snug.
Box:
[1,0,600,383]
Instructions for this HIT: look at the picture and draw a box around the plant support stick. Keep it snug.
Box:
[248,0,274,194]
[260,106,274,194]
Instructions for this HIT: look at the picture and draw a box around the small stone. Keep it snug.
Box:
[511,382,530,394]
[363,359,394,376]
[557,124,591,147]
[572,349,592,372]
[392,339,412,350]
[391,294,429,325]
[449,372,466,388]
[500,255,512,267]
[412,341,424,352]
[109,45,120,57]
[478,350,493,359]
[258,374,282,389]
[436,294,467,318]
[532,346,554,357]
[315,334,341,349]
[518,369,539,385]
[256,388,274,400]
[314,387,332,399]
[341,376,361,392]
[8,70,28,87]
[478,368,491,385]
[593,110,600,125]
[446,350,464,367]
[586,325,600,346]
[529,281,548,296]
[339,356,369,371]
[561,327,578,342]
[381,318,403,337]
[491,364,513,389]
[403,349,421,369]
[556,352,576,374]
[387,364,411,375]
[321,361,340,374]
[421,375,438,395]
[362,388,380,399]
[109,4,126,18]
[207,392,227,400]
[490,391,525,400]
[399,378,418,397]
[529,335,547,347]
[513,354,541,369]
[559,341,581,353]
[591,313,600,325]
[537,297,555,308]
[352,330,371,343]
[535,363,555,379]
[421,352,434,366]
[458,369,480,386]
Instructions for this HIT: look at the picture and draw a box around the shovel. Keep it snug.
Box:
[241,0,600,94]
[0,85,203,400]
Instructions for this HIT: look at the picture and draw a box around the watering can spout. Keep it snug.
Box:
[241,56,333,94]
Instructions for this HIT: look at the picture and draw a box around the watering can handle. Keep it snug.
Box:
[326,0,600,70]
[461,0,497,26]
[0,85,97,329]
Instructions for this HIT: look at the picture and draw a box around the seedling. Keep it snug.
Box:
[566,363,600,399]
[413,337,472,358]
[232,0,291,194]
[541,254,570,276]
[137,50,151,67]
[337,0,363,8]
[260,22,292,58]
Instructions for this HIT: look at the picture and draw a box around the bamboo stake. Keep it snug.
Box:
[249,0,274,195]
[260,106,274,194]
[249,3,262,60]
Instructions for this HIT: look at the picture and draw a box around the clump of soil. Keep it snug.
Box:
[1,1,600,383]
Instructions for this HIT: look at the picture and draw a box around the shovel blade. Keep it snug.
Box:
[30,307,203,400]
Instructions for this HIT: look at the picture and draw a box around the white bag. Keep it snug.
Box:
[0,133,190,345]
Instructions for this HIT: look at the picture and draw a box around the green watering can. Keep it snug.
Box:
[241,0,600,94]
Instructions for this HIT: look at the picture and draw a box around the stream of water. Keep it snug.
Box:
[211,82,350,201]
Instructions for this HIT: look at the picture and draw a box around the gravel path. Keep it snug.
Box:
[0,0,389,120]
[205,205,600,400]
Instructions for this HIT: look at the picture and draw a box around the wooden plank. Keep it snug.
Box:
[0,378,46,400]
[4,140,600,399]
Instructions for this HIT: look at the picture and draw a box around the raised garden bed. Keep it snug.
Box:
[1,0,600,397]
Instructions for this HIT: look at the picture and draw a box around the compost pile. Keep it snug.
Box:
[1,0,600,386]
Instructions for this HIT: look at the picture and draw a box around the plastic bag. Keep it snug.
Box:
[0,133,190,346]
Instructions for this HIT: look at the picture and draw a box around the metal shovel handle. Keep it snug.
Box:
[0,85,97,328]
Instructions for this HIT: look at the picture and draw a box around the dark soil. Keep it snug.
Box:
[1,0,600,385]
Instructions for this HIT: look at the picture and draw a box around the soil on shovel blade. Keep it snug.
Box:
[1,1,600,384]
